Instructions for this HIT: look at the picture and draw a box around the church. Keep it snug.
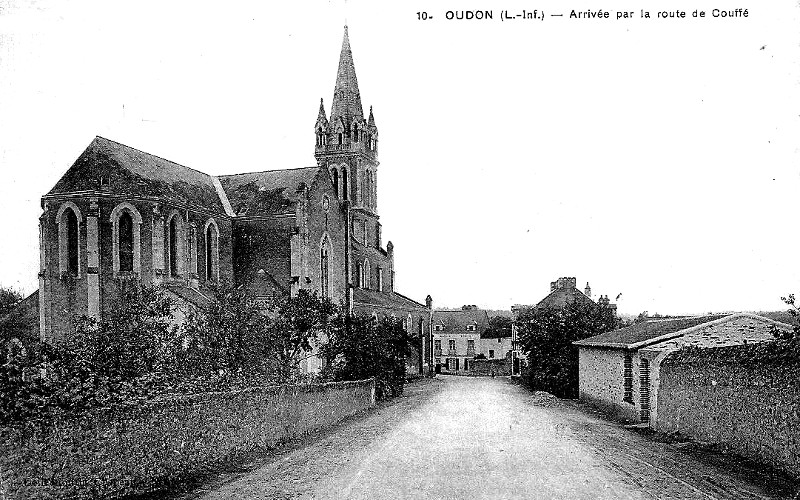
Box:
[36,27,432,373]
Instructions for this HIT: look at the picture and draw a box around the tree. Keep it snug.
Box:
[176,285,272,385]
[484,316,512,338]
[517,300,618,398]
[773,293,800,341]
[0,286,23,317]
[264,289,338,382]
[322,314,415,400]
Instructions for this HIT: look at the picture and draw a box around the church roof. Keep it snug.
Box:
[46,136,227,214]
[353,288,428,312]
[218,167,320,217]
[329,26,364,130]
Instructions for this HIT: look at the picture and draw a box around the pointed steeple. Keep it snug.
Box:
[330,26,364,132]
[367,105,376,128]
[315,98,329,129]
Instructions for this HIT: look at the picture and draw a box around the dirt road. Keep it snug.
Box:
[181,376,796,499]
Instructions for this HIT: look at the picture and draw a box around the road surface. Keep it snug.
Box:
[180,376,796,500]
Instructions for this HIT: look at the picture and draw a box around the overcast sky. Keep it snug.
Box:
[0,0,798,315]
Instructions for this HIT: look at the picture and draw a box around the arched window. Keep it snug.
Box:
[364,259,371,289]
[110,202,142,276]
[166,211,186,278]
[204,219,219,283]
[57,202,82,277]
[331,168,339,197]
[353,124,359,142]
[320,234,330,298]
[357,262,364,288]
[408,314,413,333]
[341,168,348,201]
[119,212,134,272]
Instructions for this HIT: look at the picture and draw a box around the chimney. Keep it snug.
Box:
[584,282,592,298]
[425,295,433,309]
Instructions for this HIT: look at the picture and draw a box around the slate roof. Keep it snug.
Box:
[352,288,428,311]
[164,283,213,310]
[639,313,792,353]
[329,26,364,129]
[218,168,319,217]
[47,137,227,214]
[0,290,40,347]
[574,314,729,349]
[432,308,490,335]
[536,287,595,310]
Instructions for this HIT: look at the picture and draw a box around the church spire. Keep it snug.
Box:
[330,26,364,130]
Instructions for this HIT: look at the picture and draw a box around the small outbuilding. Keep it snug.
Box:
[574,313,792,424]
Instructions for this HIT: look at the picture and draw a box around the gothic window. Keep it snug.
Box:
[111,202,142,276]
[338,133,343,144]
[363,259,371,289]
[331,168,339,197]
[357,262,364,288]
[119,212,134,272]
[341,168,348,201]
[204,219,219,283]
[166,211,187,278]
[407,314,413,333]
[353,124,359,142]
[363,219,368,246]
[320,234,331,298]
[377,268,383,292]
[57,202,82,277]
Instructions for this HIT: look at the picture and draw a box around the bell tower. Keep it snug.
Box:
[314,26,379,214]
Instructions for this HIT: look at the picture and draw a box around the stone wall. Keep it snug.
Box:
[0,379,376,499]
[657,343,800,477]
[578,347,638,421]
[471,358,511,376]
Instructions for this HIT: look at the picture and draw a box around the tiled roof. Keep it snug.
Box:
[640,314,791,353]
[352,288,427,312]
[218,168,319,217]
[47,137,227,214]
[432,308,490,335]
[574,314,730,348]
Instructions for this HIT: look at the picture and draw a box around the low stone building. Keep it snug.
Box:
[574,313,793,424]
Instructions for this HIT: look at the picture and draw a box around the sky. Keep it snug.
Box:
[0,0,798,316]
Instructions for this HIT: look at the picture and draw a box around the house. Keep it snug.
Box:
[574,313,793,424]
[480,323,512,361]
[35,27,432,374]
[432,306,489,374]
